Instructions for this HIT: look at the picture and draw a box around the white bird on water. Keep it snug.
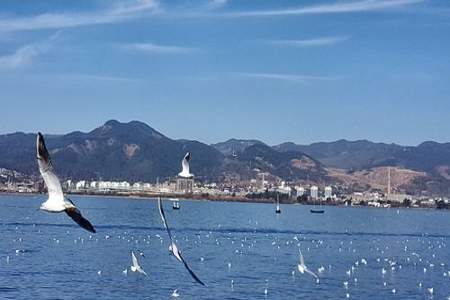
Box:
[178,152,194,178]
[318,265,325,274]
[157,197,205,286]
[130,251,148,276]
[171,289,180,298]
[36,133,95,233]
[297,249,319,281]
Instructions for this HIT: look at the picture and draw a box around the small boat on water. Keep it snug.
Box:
[310,194,325,214]
[275,193,281,214]
[172,199,180,210]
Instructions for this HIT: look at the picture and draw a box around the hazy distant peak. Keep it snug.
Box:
[90,119,165,139]
[212,138,266,155]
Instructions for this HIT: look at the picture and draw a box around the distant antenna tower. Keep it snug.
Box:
[387,167,391,196]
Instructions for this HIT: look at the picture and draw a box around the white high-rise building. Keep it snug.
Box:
[277,181,292,195]
[324,186,332,199]
[310,186,318,199]
[133,182,143,190]
[296,186,305,197]
[75,180,86,190]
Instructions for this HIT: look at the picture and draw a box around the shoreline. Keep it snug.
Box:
[0,191,445,211]
[0,190,278,204]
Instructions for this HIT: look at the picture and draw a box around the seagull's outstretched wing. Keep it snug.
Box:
[158,197,205,286]
[139,268,148,276]
[305,267,319,280]
[299,249,305,266]
[179,252,206,286]
[158,197,173,242]
[132,251,139,267]
[36,132,64,202]
[65,206,96,233]
[179,152,192,177]
[298,249,318,280]
[182,152,190,171]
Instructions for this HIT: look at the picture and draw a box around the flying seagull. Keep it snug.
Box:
[178,152,193,178]
[297,249,319,281]
[157,197,205,286]
[36,132,95,233]
[131,251,148,276]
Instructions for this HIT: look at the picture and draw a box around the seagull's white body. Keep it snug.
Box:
[36,133,95,233]
[297,250,319,280]
[40,196,75,213]
[178,152,193,178]
[131,251,148,276]
[169,243,183,262]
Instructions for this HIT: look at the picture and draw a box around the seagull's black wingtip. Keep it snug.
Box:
[65,207,97,234]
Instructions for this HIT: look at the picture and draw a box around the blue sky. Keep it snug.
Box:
[0,0,449,146]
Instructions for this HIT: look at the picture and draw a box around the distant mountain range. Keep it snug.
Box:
[0,120,449,195]
[273,140,450,195]
[274,140,450,176]
[0,120,319,182]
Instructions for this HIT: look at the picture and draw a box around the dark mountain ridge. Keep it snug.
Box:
[0,120,224,182]
[0,121,449,195]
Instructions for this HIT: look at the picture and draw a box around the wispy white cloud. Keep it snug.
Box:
[236,72,339,83]
[0,46,40,69]
[207,0,229,10]
[268,36,350,47]
[65,74,144,83]
[222,0,423,17]
[0,34,59,70]
[126,42,198,54]
[0,0,160,32]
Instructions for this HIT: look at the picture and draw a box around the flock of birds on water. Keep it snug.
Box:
[1,132,449,299]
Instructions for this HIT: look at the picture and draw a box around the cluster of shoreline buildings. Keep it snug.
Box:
[60,179,340,204]
[1,173,448,209]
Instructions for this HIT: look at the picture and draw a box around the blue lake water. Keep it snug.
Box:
[0,194,449,300]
